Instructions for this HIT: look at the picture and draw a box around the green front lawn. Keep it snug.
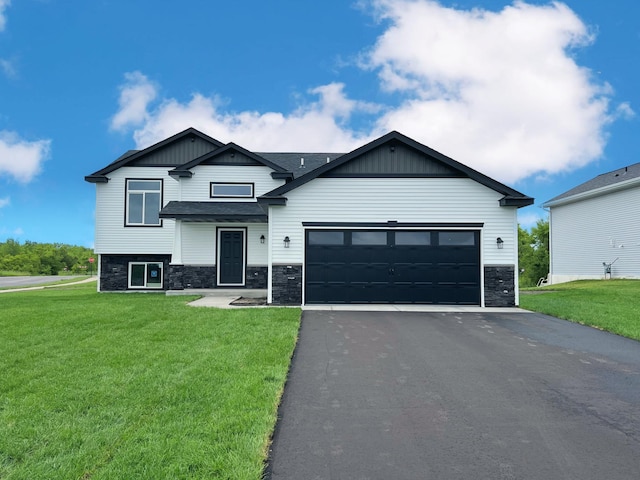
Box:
[520,280,640,341]
[0,284,300,479]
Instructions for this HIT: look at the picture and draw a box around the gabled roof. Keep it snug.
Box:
[544,162,640,207]
[169,142,289,178]
[259,131,533,208]
[85,128,224,183]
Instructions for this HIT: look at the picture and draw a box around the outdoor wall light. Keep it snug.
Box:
[284,236,290,248]
[260,235,265,244]
[496,237,504,249]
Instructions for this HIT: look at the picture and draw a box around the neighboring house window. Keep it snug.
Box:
[210,182,254,198]
[126,179,162,226]
[129,262,163,289]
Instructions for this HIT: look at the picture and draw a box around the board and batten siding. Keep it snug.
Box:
[179,165,284,201]
[269,177,518,265]
[94,167,176,254]
[550,186,640,283]
[181,223,268,265]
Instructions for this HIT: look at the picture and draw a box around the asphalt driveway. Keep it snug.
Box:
[267,310,640,480]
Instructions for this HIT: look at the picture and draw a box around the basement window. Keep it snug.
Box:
[129,262,163,289]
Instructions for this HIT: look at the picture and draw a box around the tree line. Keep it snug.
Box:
[518,219,549,287]
[0,239,96,276]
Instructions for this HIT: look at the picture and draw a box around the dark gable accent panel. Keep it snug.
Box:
[130,136,218,167]
[322,142,463,177]
[201,151,263,166]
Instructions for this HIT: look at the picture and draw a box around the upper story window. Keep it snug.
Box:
[210,182,254,198]
[126,179,162,226]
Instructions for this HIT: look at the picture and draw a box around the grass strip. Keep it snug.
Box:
[0,284,300,479]
[520,279,640,341]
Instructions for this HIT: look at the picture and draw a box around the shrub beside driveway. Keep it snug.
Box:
[0,284,300,480]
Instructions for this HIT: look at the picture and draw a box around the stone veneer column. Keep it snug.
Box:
[271,264,302,305]
[484,265,516,307]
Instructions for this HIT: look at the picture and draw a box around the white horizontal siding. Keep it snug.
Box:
[179,165,284,201]
[550,186,640,281]
[181,223,268,265]
[94,167,176,254]
[269,177,518,266]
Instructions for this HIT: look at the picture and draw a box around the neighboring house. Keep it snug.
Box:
[85,128,533,306]
[543,162,640,284]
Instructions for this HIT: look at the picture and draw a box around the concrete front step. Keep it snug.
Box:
[166,288,267,298]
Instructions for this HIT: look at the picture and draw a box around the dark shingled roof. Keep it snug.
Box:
[545,162,640,205]
[259,153,344,178]
[159,201,267,222]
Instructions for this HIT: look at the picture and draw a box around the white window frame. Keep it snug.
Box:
[210,182,254,198]
[126,179,163,226]
[128,262,164,289]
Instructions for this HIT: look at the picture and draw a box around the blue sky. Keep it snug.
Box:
[0,0,638,247]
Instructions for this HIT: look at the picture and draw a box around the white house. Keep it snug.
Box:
[543,162,640,284]
[86,128,533,306]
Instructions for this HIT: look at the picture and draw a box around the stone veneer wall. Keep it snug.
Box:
[484,265,516,307]
[167,265,268,290]
[271,264,302,305]
[100,254,171,291]
[246,266,268,289]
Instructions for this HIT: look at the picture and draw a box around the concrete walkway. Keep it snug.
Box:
[0,276,97,293]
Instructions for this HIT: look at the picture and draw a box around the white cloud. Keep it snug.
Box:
[116,76,373,152]
[112,1,625,185]
[0,131,51,183]
[0,196,9,208]
[110,71,158,132]
[365,0,614,183]
[0,0,10,32]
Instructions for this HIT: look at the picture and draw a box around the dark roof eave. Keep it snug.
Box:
[168,170,192,179]
[257,196,287,206]
[85,175,109,183]
[271,171,294,181]
[500,196,534,208]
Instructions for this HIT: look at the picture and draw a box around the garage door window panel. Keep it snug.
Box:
[308,231,345,245]
[438,231,476,246]
[351,231,388,245]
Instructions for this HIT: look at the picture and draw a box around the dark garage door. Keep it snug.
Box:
[305,230,480,304]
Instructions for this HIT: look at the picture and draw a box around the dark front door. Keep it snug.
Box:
[218,230,245,285]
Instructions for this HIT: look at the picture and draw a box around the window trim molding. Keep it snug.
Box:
[210,182,255,199]
[128,261,164,289]
[124,178,164,227]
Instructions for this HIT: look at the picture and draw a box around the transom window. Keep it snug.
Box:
[126,179,162,226]
[129,262,163,289]
[210,182,254,198]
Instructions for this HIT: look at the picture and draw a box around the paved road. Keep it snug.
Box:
[0,275,84,288]
[268,311,640,480]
